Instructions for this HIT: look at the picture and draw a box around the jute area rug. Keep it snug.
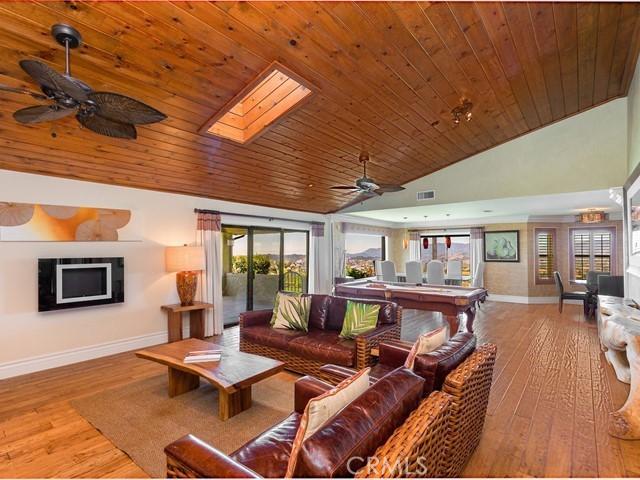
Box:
[72,371,298,478]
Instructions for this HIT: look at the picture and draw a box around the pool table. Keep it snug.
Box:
[334,279,488,333]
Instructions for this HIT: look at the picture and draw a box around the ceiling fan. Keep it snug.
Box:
[330,151,405,206]
[0,24,167,139]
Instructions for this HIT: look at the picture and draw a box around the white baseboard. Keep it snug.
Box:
[0,331,169,380]
[488,295,582,305]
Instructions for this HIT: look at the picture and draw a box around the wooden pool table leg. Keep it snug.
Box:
[444,315,460,334]
[465,306,477,333]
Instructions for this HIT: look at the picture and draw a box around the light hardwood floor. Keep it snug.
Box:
[0,302,638,478]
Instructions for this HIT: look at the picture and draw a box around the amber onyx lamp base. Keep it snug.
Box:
[176,271,198,306]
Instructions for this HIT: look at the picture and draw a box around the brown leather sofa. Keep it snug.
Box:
[164,342,498,478]
[165,367,425,478]
[239,294,401,376]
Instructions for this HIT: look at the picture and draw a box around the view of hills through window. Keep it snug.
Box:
[345,234,384,278]
[421,235,471,277]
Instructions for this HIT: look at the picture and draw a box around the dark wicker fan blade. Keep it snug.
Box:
[77,113,137,139]
[13,105,75,124]
[330,185,359,190]
[0,84,48,100]
[374,184,406,193]
[88,92,167,124]
[20,60,88,101]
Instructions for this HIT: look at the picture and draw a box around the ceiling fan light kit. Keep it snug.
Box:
[452,98,473,126]
[1,24,167,140]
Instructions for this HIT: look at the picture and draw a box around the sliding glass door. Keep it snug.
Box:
[222,225,309,326]
[251,229,281,312]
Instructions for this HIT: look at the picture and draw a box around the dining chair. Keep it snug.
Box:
[597,275,624,297]
[585,271,606,318]
[554,271,587,314]
[380,260,398,282]
[374,260,383,280]
[405,261,423,284]
[446,260,462,283]
[472,262,485,288]
[426,260,445,285]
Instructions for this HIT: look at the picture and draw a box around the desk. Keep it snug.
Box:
[161,302,213,343]
[597,295,640,439]
[334,279,487,333]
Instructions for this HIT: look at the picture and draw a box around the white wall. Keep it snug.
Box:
[0,170,328,378]
[626,60,640,299]
[628,60,640,174]
[344,99,628,213]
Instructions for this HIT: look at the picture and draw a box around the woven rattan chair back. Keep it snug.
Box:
[440,343,497,477]
[355,391,452,478]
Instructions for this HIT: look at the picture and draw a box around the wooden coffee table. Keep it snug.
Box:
[135,338,285,420]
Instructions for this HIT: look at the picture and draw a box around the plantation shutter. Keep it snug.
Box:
[572,231,591,281]
[592,231,612,273]
[536,230,555,283]
[571,228,614,281]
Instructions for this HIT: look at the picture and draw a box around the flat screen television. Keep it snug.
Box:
[38,257,125,312]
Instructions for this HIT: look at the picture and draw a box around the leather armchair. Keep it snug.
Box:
[165,368,425,478]
[320,332,477,397]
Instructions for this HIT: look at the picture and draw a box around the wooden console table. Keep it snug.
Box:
[597,295,640,439]
[161,302,213,343]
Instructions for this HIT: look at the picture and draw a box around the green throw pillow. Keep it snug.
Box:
[271,292,310,332]
[270,291,301,326]
[340,301,380,339]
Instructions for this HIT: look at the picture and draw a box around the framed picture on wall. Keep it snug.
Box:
[484,230,520,262]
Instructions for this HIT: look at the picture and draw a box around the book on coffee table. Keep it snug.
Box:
[184,350,222,363]
[187,349,222,356]
[184,353,221,363]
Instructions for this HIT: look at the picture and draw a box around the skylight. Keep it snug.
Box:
[201,62,314,144]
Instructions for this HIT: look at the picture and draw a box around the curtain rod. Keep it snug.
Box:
[194,208,324,226]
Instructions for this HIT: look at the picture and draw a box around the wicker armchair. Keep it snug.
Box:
[355,342,497,478]
[355,391,452,478]
[440,343,497,477]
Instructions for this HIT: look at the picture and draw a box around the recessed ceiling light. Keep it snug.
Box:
[201,61,314,145]
[307,183,313,188]
[483,210,493,213]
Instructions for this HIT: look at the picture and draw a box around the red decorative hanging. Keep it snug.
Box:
[445,235,452,249]
[422,237,429,249]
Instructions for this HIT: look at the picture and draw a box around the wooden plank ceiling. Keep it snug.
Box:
[0,2,638,214]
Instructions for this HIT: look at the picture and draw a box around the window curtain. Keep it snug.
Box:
[196,212,223,336]
[409,231,421,262]
[310,223,324,293]
[470,227,484,287]
[332,221,346,281]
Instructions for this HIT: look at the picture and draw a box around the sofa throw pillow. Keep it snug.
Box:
[285,368,371,478]
[271,292,310,332]
[270,291,300,326]
[404,325,449,370]
[339,300,380,339]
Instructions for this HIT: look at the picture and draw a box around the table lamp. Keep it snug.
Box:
[165,245,205,306]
